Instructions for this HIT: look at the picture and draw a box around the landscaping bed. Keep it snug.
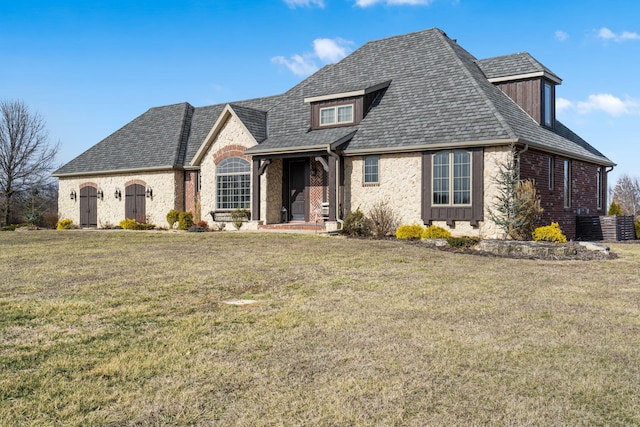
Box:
[419,238,615,261]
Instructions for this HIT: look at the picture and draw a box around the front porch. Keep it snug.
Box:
[251,154,342,227]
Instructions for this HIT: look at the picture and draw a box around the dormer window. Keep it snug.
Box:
[304,80,391,130]
[320,105,354,126]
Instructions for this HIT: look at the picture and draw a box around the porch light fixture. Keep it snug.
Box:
[96,189,104,200]
[114,188,121,199]
[70,190,77,200]
[145,187,153,198]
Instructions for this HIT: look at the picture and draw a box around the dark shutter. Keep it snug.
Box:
[422,148,484,226]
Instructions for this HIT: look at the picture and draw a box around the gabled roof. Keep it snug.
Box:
[477,52,562,84]
[53,95,281,176]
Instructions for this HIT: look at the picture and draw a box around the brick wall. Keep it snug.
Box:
[519,149,606,240]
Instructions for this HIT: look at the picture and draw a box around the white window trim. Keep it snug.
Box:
[363,155,380,185]
[216,157,251,211]
[319,104,354,126]
[432,150,472,207]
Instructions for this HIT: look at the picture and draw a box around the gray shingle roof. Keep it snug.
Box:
[478,52,561,82]
[53,103,193,176]
[54,27,613,177]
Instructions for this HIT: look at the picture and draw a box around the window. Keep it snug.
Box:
[548,156,554,190]
[216,157,250,210]
[433,150,471,206]
[596,167,602,210]
[544,81,553,127]
[563,160,571,208]
[363,156,379,184]
[319,105,353,126]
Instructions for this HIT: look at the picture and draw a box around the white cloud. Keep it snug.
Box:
[555,30,569,42]
[355,0,434,6]
[272,37,353,76]
[271,54,319,77]
[556,97,572,113]
[597,27,640,42]
[283,0,325,8]
[558,94,640,117]
[313,38,353,62]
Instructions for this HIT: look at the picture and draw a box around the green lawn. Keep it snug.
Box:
[1,230,639,426]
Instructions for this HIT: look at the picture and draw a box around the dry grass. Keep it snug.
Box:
[1,230,639,426]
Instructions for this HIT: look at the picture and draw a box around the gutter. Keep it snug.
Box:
[52,165,176,178]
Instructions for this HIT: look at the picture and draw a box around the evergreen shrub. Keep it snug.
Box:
[119,218,156,230]
[421,225,451,239]
[343,208,372,237]
[532,222,567,243]
[166,209,180,228]
[395,224,424,240]
[608,202,623,216]
[56,219,73,230]
[178,212,194,230]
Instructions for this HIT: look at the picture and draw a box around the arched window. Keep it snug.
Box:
[216,157,250,210]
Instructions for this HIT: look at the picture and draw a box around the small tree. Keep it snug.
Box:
[0,100,59,226]
[610,174,640,216]
[489,144,543,240]
[608,201,623,216]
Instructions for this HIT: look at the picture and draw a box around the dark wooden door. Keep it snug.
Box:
[79,186,97,228]
[288,161,307,221]
[125,184,146,223]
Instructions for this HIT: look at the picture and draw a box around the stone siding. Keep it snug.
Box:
[199,115,256,224]
[57,170,182,228]
[345,153,422,226]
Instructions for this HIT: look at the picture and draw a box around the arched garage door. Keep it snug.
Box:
[125,184,146,223]
[79,186,97,228]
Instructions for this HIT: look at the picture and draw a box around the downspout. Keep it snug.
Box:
[326,146,343,230]
[605,165,615,212]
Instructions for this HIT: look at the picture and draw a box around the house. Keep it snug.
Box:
[53,28,614,239]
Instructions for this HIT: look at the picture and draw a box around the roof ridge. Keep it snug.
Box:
[436,31,518,140]
[174,104,194,167]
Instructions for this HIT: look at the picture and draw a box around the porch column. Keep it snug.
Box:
[328,155,337,221]
[251,158,260,221]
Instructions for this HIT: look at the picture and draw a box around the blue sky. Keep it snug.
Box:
[1,0,638,187]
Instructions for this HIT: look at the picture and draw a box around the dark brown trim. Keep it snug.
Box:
[328,155,337,221]
[422,148,484,226]
[252,158,261,221]
[310,96,364,130]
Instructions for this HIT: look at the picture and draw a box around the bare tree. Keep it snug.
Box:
[610,174,640,217]
[0,100,59,226]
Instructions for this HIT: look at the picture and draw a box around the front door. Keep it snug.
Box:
[288,160,308,221]
[125,184,146,223]
[79,186,97,228]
